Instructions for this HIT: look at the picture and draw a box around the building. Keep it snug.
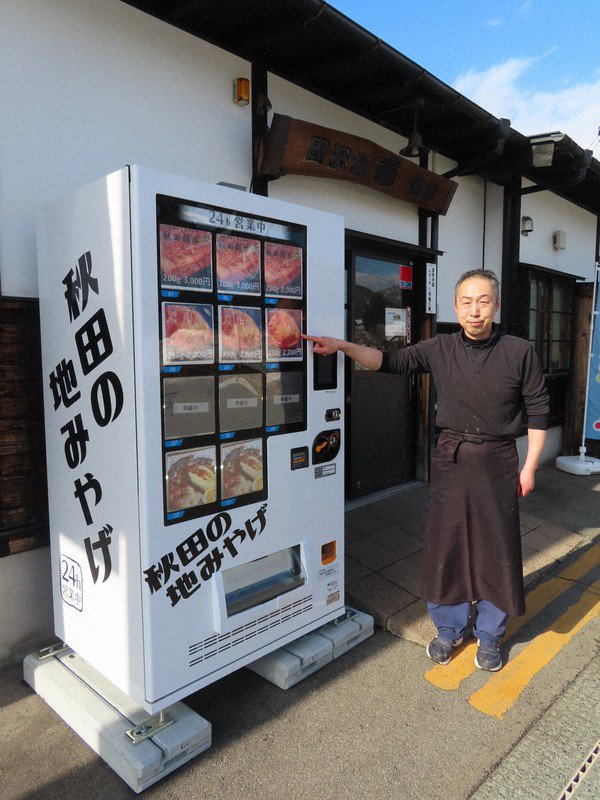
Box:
[1,0,598,664]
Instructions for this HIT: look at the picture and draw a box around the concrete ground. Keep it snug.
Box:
[1,464,599,800]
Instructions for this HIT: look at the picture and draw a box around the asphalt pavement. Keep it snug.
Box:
[1,463,599,800]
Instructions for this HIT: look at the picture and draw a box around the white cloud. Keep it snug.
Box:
[454,55,600,158]
[485,18,504,27]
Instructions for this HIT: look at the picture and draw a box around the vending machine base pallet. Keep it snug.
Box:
[23,647,211,794]
[248,607,374,689]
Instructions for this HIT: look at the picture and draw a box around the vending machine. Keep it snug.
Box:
[36,166,345,713]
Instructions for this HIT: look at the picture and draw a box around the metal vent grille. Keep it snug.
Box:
[188,594,313,667]
[558,739,600,800]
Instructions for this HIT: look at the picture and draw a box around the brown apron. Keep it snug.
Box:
[421,430,525,617]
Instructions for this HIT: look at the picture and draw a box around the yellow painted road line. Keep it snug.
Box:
[468,580,600,719]
[423,639,479,690]
[424,540,600,691]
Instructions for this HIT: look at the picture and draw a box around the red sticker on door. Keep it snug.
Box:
[399,265,413,289]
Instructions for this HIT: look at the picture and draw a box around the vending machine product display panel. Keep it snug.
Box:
[37,166,345,712]
[156,195,309,527]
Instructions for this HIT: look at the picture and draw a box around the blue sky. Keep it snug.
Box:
[330,0,600,157]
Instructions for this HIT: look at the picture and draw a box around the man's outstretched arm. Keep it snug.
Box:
[301,334,383,371]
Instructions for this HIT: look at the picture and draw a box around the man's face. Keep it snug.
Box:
[454,276,499,340]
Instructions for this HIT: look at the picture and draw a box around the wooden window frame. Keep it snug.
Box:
[523,266,578,428]
[527,270,575,375]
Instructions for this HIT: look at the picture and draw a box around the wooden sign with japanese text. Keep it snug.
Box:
[258,114,458,215]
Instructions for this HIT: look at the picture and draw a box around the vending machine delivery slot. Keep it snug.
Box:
[222,545,305,616]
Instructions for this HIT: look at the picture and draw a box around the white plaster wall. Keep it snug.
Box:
[0,0,251,663]
[520,190,597,280]
[483,181,504,278]
[435,163,487,321]
[0,548,54,666]
[0,0,252,297]
[266,73,420,245]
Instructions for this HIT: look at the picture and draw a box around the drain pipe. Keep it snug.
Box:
[443,119,511,180]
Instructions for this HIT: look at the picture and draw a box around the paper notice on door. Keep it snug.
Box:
[385,308,407,339]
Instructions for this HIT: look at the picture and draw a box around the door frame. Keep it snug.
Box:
[344,230,440,500]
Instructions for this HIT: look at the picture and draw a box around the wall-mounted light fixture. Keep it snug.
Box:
[552,230,566,250]
[398,97,429,159]
[530,132,565,168]
[233,77,250,106]
[399,129,425,159]
[521,216,534,236]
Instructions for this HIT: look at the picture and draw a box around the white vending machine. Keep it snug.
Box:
[36,166,346,714]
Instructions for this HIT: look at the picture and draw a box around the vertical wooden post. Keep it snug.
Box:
[501,175,523,336]
[251,63,269,197]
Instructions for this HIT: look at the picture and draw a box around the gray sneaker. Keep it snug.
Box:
[426,635,464,665]
[474,638,502,671]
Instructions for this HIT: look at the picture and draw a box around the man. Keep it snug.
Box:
[303,269,548,672]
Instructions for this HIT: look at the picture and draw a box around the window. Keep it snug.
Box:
[528,272,574,373]
[526,268,576,428]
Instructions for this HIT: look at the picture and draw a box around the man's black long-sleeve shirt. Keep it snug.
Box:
[378,329,549,438]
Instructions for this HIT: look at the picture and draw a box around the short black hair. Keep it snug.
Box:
[454,269,500,299]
